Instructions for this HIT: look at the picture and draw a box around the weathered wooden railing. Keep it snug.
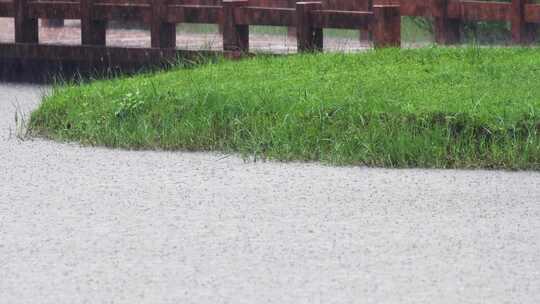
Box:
[0,0,400,80]
[0,0,400,51]
[402,0,540,44]
[1,0,540,81]
[3,0,537,45]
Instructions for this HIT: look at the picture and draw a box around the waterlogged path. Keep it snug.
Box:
[1,84,540,304]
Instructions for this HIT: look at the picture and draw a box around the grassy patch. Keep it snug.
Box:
[30,47,540,170]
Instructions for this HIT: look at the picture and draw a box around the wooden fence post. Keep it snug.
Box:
[287,0,296,37]
[14,0,38,43]
[359,0,372,44]
[151,0,176,48]
[512,0,536,44]
[372,5,401,48]
[81,0,106,45]
[432,0,460,44]
[223,0,249,52]
[296,1,323,52]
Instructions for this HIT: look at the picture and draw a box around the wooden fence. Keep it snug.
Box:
[1,0,540,79]
[399,0,539,44]
[6,0,540,46]
[0,0,400,53]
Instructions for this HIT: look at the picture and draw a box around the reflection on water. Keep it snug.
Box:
[0,17,14,43]
[0,83,46,141]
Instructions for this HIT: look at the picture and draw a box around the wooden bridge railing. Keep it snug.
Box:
[403,0,540,44]
[0,0,401,54]
[2,0,538,45]
[1,0,540,76]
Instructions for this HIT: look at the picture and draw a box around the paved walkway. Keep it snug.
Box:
[1,84,539,303]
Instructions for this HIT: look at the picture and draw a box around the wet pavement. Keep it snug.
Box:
[1,84,540,304]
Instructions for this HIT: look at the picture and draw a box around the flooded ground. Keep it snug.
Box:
[1,83,539,303]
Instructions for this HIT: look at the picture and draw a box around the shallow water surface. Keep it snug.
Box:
[1,82,540,304]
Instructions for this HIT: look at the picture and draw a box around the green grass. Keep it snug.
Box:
[30,47,540,170]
